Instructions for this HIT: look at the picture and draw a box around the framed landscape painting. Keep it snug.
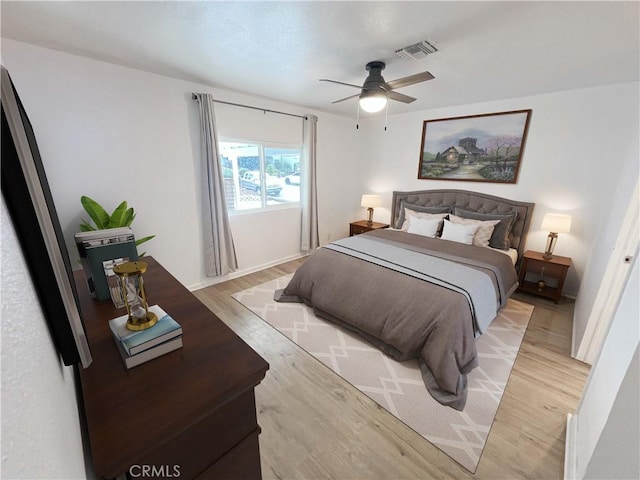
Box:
[418,109,531,183]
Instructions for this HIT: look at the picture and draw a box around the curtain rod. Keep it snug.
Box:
[192,93,307,120]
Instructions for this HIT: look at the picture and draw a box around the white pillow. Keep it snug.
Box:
[407,216,441,238]
[440,219,480,245]
[448,214,500,248]
[400,211,448,231]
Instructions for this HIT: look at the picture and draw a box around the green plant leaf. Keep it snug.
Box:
[135,235,155,246]
[109,201,129,228]
[81,196,109,229]
[79,221,96,232]
[123,208,135,227]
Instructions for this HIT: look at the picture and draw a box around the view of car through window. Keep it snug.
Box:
[219,142,301,211]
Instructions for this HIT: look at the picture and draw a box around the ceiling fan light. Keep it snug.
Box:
[359,94,387,113]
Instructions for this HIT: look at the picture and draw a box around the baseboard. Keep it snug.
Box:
[186,253,307,291]
[564,413,578,480]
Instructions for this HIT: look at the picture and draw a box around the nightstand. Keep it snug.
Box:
[349,220,389,236]
[517,250,571,303]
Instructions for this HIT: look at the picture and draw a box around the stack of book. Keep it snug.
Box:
[109,305,182,369]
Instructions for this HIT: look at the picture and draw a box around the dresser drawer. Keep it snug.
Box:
[138,389,259,478]
[196,430,262,479]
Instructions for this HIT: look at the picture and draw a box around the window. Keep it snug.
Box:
[219,141,301,212]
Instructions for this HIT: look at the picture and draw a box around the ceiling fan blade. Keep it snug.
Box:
[387,91,417,104]
[331,93,361,104]
[319,79,362,89]
[385,71,435,91]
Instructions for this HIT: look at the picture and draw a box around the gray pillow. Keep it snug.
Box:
[452,207,517,250]
[395,201,451,229]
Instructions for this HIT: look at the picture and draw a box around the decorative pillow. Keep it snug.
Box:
[453,208,517,250]
[448,214,500,248]
[406,216,441,238]
[400,209,449,234]
[395,201,451,229]
[440,220,480,245]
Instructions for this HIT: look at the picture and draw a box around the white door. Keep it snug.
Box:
[575,180,639,364]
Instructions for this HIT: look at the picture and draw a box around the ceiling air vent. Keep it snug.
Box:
[395,40,438,61]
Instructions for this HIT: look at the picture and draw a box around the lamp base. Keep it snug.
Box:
[366,207,374,226]
[543,232,558,259]
[126,312,158,331]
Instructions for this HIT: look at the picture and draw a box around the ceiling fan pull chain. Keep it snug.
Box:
[355,101,360,130]
[384,101,389,131]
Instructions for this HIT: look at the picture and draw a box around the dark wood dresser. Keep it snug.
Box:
[74,257,268,479]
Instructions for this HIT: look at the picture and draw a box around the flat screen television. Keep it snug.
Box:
[1,65,92,368]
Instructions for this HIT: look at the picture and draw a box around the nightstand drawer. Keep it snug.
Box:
[349,220,389,236]
[525,258,566,278]
[351,224,371,235]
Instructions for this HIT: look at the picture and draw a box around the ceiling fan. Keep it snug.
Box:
[320,61,435,113]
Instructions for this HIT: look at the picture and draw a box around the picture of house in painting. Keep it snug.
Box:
[440,137,487,164]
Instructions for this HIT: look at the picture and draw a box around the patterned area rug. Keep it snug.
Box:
[233,274,534,473]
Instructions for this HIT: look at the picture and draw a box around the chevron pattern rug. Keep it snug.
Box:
[233,274,533,473]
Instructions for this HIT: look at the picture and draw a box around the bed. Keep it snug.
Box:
[276,189,534,410]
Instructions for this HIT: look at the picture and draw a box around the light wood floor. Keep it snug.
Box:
[194,258,591,480]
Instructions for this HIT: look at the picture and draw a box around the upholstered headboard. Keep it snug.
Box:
[391,189,535,262]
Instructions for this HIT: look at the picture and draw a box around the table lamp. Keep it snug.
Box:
[361,194,381,225]
[541,213,572,259]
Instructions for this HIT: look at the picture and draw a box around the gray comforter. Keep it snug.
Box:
[275,229,518,410]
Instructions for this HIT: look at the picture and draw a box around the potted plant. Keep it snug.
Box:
[79,195,155,255]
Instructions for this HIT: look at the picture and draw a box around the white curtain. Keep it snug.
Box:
[300,114,319,251]
[194,93,238,276]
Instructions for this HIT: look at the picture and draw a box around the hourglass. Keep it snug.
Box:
[113,261,158,331]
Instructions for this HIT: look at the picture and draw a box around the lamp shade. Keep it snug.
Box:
[541,213,572,233]
[359,91,388,113]
[361,194,381,208]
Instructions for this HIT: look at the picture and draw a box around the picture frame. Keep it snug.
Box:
[418,109,531,184]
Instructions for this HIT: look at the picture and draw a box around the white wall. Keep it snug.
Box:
[583,346,639,480]
[1,199,87,479]
[0,39,358,291]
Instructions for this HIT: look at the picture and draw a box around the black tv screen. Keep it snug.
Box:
[1,65,92,368]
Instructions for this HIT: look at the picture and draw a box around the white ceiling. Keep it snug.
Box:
[1,1,638,117]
